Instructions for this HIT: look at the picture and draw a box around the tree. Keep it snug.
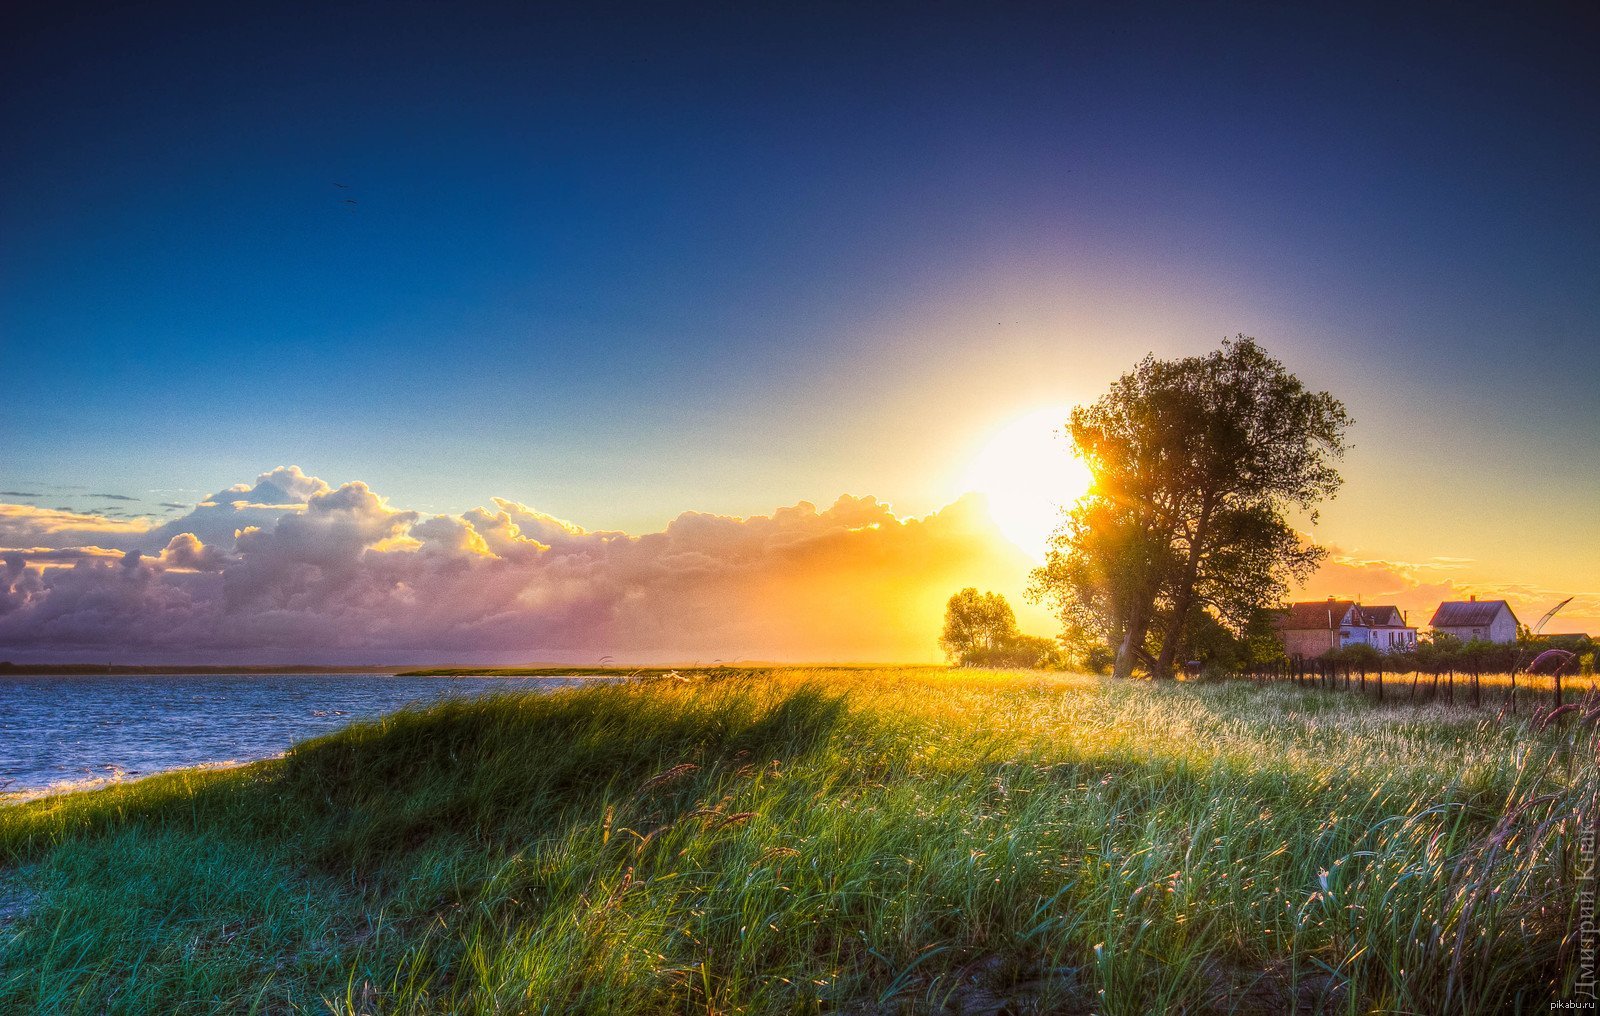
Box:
[962,633,1066,669]
[940,589,1067,669]
[1030,336,1351,679]
[939,588,1019,664]
[1027,493,1176,678]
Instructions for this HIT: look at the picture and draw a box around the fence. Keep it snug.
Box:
[1239,656,1593,713]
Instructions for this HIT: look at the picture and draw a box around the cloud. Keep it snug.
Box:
[157,533,227,572]
[0,466,1043,664]
[89,493,140,501]
[6,465,1593,663]
[143,465,326,552]
[0,491,41,498]
[1,546,127,562]
[0,504,154,550]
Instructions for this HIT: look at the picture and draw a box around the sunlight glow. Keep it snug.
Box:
[963,406,1090,560]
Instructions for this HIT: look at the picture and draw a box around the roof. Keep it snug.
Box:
[1430,600,1515,628]
[1280,600,1354,630]
[1279,601,1412,631]
[1353,605,1405,627]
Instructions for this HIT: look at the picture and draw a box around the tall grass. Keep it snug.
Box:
[0,668,1591,1013]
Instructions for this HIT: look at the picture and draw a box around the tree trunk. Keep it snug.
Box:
[1158,585,1196,678]
[1154,504,1214,679]
[1112,600,1152,681]
[1113,611,1152,684]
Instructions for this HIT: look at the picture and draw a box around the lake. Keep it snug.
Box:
[0,673,606,798]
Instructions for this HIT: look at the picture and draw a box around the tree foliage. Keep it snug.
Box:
[1321,632,1598,676]
[939,588,1063,668]
[939,587,1018,662]
[1030,336,1351,678]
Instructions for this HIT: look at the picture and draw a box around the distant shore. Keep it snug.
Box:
[391,663,912,678]
[0,662,914,677]
[0,662,408,676]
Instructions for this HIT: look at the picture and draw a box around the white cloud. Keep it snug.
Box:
[0,467,1040,663]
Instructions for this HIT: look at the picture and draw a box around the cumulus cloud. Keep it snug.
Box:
[0,467,1043,664]
[12,465,1585,665]
[142,465,327,552]
[157,533,227,572]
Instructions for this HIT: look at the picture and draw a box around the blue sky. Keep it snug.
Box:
[3,1,1596,597]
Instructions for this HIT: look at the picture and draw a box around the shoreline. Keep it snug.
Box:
[0,673,633,805]
[1,758,266,807]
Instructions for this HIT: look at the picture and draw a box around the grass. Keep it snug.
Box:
[0,667,1592,1013]
[390,666,892,678]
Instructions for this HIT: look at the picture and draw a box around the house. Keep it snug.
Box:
[1350,604,1419,652]
[1277,598,1418,658]
[1429,596,1519,644]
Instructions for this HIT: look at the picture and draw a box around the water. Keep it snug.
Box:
[0,673,607,798]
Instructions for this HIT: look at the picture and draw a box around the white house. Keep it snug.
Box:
[1429,597,1519,644]
[1277,598,1418,658]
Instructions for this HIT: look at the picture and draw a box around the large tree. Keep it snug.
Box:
[1030,336,1350,679]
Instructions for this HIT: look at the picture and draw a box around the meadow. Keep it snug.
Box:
[0,667,1592,1014]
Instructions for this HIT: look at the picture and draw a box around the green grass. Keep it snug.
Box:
[0,668,1591,1013]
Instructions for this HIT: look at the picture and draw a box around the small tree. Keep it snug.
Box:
[940,588,1020,665]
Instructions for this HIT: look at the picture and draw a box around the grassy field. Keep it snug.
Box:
[0,667,1592,1014]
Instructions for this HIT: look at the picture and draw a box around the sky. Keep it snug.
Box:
[2,1,1597,660]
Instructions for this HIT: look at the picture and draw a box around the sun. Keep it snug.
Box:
[963,406,1092,560]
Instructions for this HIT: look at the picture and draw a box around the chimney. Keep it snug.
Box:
[1469,594,1476,602]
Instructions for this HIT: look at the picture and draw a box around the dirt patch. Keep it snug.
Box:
[838,955,1091,1015]
[1200,957,1348,1015]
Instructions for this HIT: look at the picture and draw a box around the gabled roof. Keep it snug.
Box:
[1280,600,1354,630]
[1353,605,1405,627]
[1280,601,1412,631]
[1430,600,1515,628]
